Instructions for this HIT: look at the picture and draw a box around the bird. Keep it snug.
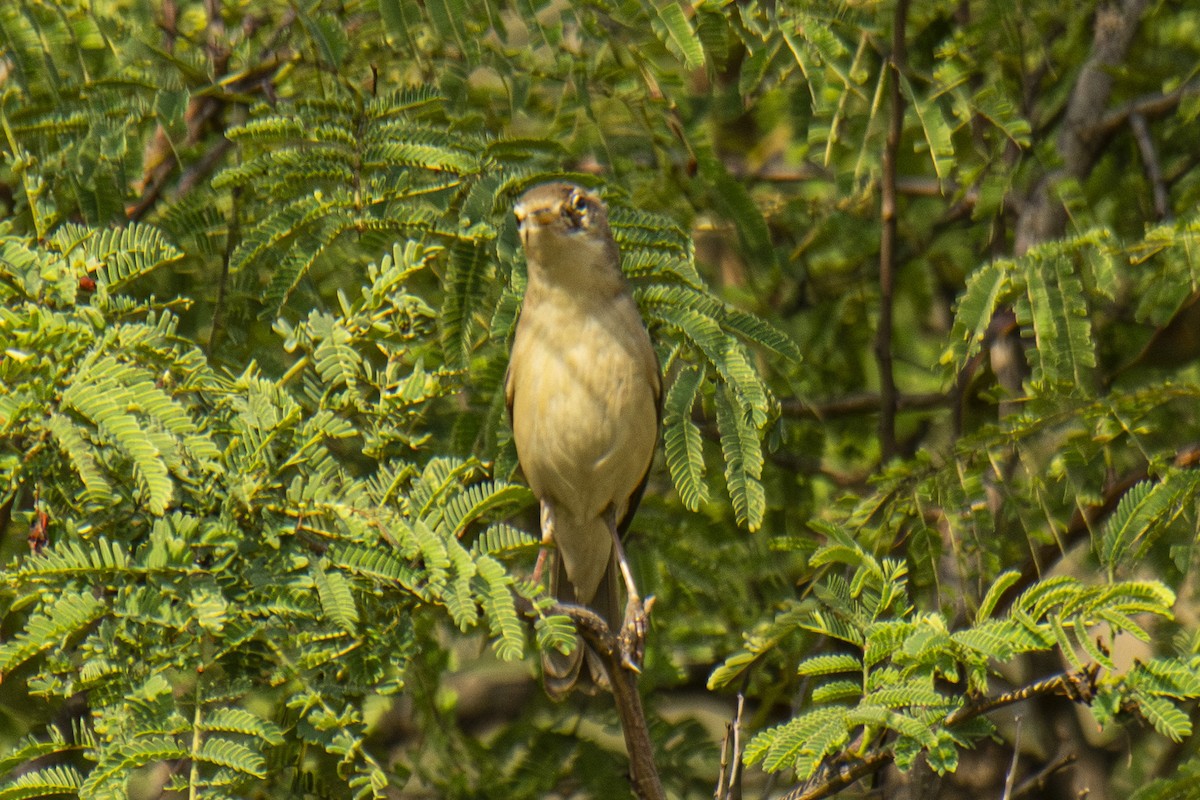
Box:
[505,181,661,699]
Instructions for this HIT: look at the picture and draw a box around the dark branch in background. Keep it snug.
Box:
[208,181,242,359]
[1015,0,1150,253]
[779,666,1101,800]
[779,391,949,420]
[999,443,1200,609]
[1129,112,1170,221]
[1011,753,1078,800]
[875,0,909,462]
[1094,79,1200,142]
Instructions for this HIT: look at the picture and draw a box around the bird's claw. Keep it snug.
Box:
[618,595,655,672]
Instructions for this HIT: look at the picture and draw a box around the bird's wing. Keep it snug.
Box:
[503,327,518,425]
[617,339,663,538]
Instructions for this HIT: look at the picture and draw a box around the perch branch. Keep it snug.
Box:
[517,599,665,800]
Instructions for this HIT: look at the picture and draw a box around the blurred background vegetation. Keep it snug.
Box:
[2,0,1200,797]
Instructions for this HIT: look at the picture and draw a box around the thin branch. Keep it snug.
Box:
[778,751,893,800]
[779,664,1100,800]
[875,0,909,462]
[943,664,1100,727]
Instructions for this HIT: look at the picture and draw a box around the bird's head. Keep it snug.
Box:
[514,182,619,285]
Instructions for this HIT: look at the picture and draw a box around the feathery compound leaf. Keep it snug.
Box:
[313,560,360,632]
[942,260,1014,370]
[0,765,84,799]
[196,736,267,777]
[80,737,189,796]
[1134,694,1192,742]
[261,206,351,313]
[312,321,365,392]
[476,555,524,660]
[471,523,538,556]
[1018,253,1095,392]
[45,411,114,504]
[330,543,425,599]
[976,570,1022,624]
[0,727,79,778]
[1101,472,1200,572]
[60,357,175,514]
[440,241,493,368]
[440,480,534,538]
[744,706,849,775]
[444,541,479,631]
[0,591,105,673]
[796,652,862,676]
[54,222,184,291]
[637,283,801,362]
[714,383,766,530]
[643,297,771,426]
[663,365,709,512]
[200,708,285,746]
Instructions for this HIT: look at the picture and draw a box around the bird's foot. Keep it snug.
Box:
[618,594,655,672]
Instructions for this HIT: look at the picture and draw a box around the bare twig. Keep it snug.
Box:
[875,0,909,461]
[714,694,745,800]
[715,718,731,799]
[729,693,743,800]
[1001,716,1022,800]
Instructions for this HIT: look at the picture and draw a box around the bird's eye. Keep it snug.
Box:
[569,192,589,214]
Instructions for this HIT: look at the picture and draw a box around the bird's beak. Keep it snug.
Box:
[514,203,558,228]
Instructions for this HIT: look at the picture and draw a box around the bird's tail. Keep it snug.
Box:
[543,546,621,700]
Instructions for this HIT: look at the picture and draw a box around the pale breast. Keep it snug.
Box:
[509,290,658,526]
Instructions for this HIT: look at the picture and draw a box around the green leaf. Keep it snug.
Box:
[796,652,862,676]
[901,75,955,180]
[1018,253,1096,392]
[1101,472,1200,572]
[653,2,706,69]
[942,260,1013,370]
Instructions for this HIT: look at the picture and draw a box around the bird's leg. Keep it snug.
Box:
[606,506,652,672]
[531,501,555,585]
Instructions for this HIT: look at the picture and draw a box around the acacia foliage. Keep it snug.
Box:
[2,0,1200,798]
